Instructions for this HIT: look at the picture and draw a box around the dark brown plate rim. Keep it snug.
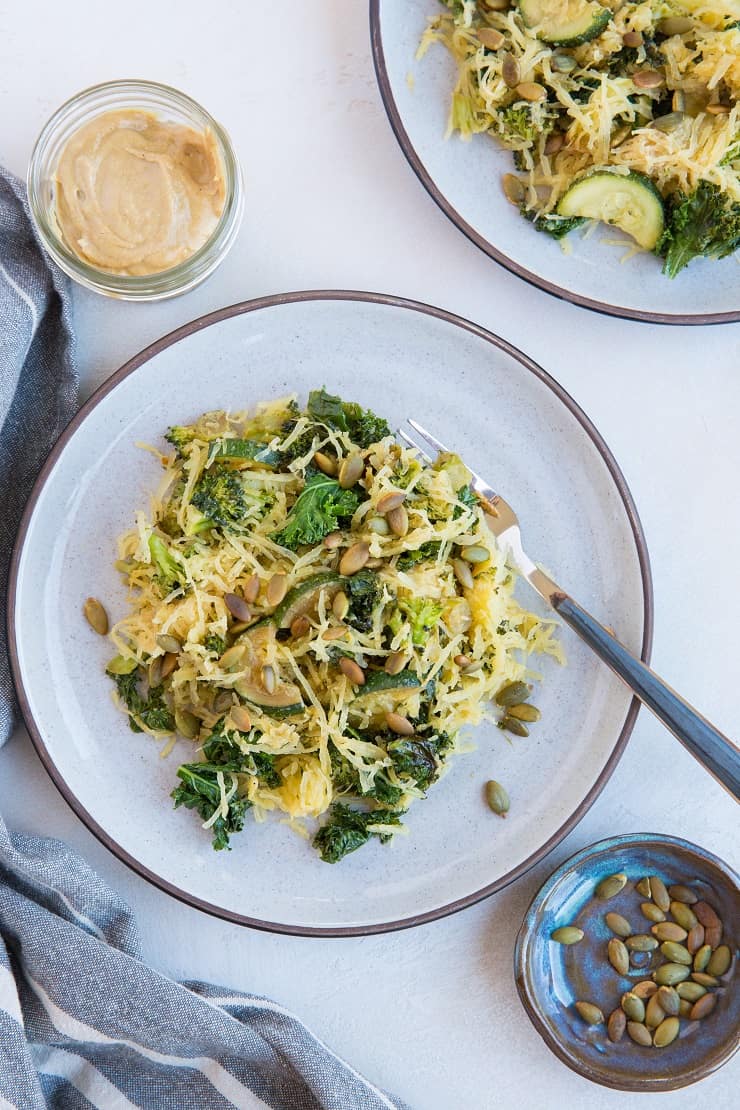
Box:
[8,289,654,936]
[369,1,740,327]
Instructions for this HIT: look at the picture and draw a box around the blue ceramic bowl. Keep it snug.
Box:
[514,834,739,1091]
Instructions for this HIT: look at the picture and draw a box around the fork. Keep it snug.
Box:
[400,419,740,802]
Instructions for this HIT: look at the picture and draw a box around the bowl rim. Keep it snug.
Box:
[26,78,244,301]
[369,0,740,327]
[8,289,654,936]
[514,831,740,1091]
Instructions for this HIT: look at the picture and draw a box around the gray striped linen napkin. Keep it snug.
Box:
[0,169,407,1110]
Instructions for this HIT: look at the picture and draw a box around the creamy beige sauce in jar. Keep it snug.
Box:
[54,109,226,276]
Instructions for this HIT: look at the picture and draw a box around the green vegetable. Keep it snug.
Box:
[165,425,198,455]
[107,666,175,733]
[658,181,740,277]
[171,765,249,851]
[397,597,445,647]
[207,438,281,467]
[273,573,342,629]
[148,534,185,594]
[271,473,360,551]
[387,736,441,791]
[496,105,553,146]
[518,0,612,46]
[191,464,249,530]
[202,724,281,787]
[313,803,403,863]
[306,387,391,449]
[203,633,226,656]
[558,170,665,250]
[454,484,478,517]
[525,210,586,240]
[344,569,383,633]
[353,670,422,699]
[396,541,441,571]
[330,743,404,807]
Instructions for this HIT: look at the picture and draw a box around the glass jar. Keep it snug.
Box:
[28,79,243,300]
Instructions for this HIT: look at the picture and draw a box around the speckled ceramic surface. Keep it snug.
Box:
[371,1,740,325]
[10,292,651,934]
[515,833,740,1090]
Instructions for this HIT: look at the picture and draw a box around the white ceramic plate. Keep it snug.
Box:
[371,1,740,325]
[10,292,652,935]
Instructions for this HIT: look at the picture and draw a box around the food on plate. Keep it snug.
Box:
[100,390,560,861]
[421,1,740,274]
[54,109,226,275]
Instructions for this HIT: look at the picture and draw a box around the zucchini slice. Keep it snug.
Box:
[273,573,343,629]
[353,670,422,700]
[233,623,305,715]
[557,170,665,249]
[518,0,612,46]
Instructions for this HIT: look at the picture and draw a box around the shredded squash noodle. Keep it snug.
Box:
[104,390,561,862]
[421,0,740,275]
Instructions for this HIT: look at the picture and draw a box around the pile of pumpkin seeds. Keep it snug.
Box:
[551,872,734,1049]
[495,679,540,737]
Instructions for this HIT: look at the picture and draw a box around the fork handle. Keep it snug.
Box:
[551,592,740,802]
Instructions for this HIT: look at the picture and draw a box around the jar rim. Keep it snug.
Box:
[27,79,243,301]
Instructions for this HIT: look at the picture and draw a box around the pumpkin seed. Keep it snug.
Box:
[338,454,364,490]
[621,992,645,1022]
[485,780,510,817]
[500,715,529,737]
[368,516,390,535]
[641,903,666,923]
[653,1016,680,1047]
[645,994,665,1029]
[387,505,409,537]
[148,656,162,688]
[160,653,178,680]
[505,703,541,722]
[633,980,658,999]
[691,972,719,987]
[452,558,474,589]
[597,873,628,900]
[660,941,692,965]
[107,655,138,675]
[324,531,343,550]
[175,709,200,739]
[83,597,109,635]
[230,706,252,732]
[243,574,260,603]
[670,902,698,931]
[650,876,671,912]
[332,591,349,621]
[461,544,490,564]
[668,884,697,904]
[385,651,409,676]
[657,16,694,35]
[704,923,723,949]
[575,1001,604,1025]
[478,27,505,50]
[632,68,664,89]
[501,52,520,88]
[213,690,234,713]
[480,0,509,10]
[655,963,690,986]
[376,490,406,514]
[690,993,717,1021]
[224,592,251,622]
[544,131,564,156]
[652,922,687,943]
[656,986,680,1017]
[502,173,525,206]
[622,30,643,47]
[626,934,658,952]
[635,877,652,899]
[551,925,583,945]
[693,901,721,930]
[261,665,276,694]
[651,111,685,133]
[677,981,706,1002]
[314,451,337,476]
[608,938,630,975]
[679,999,692,1017]
[220,643,246,671]
[495,680,530,707]
[607,1008,626,1043]
[693,944,712,972]
[707,945,731,977]
[323,625,348,641]
[551,52,576,73]
[606,912,632,938]
[266,574,288,607]
[517,82,546,102]
[386,711,414,736]
[339,542,370,576]
[627,1021,652,1046]
[290,615,311,638]
[156,633,182,653]
[454,653,472,669]
[339,657,365,685]
[687,923,705,954]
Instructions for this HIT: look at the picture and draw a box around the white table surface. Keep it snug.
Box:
[1,2,738,1107]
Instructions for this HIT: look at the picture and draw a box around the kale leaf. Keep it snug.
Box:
[396,541,441,571]
[271,473,360,551]
[658,181,740,277]
[344,569,382,633]
[524,210,586,240]
[108,666,175,733]
[313,803,403,863]
[171,764,249,851]
[330,742,404,807]
[307,388,391,449]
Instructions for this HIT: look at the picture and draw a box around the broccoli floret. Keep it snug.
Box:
[344,569,383,633]
[203,634,226,656]
[658,181,740,277]
[313,803,403,863]
[496,105,547,145]
[307,388,391,449]
[397,598,445,647]
[171,764,249,851]
[191,465,249,530]
[165,426,197,455]
[148,534,185,594]
[396,541,441,572]
[271,473,360,551]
